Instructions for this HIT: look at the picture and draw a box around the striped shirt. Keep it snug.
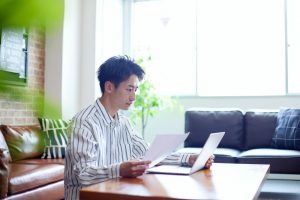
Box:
[64,99,190,200]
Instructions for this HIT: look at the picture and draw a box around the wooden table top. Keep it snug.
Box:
[80,163,270,200]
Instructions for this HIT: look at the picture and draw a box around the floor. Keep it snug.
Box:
[258,179,300,200]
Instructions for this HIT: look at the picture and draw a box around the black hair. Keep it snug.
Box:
[97,55,145,93]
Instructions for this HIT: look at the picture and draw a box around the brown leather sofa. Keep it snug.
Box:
[178,108,300,174]
[0,125,64,200]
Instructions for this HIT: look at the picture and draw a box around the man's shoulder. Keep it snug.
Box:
[73,104,98,127]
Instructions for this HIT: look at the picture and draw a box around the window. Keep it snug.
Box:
[287,0,300,94]
[132,0,197,96]
[131,0,300,96]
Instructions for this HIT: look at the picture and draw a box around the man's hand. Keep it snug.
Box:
[188,154,215,169]
[120,160,151,178]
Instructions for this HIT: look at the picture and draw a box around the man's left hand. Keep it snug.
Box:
[188,154,215,169]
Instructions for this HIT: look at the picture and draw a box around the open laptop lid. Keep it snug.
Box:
[190,132,225,174]
[146,132,225,175]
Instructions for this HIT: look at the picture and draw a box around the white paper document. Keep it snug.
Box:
[143,133,190,168]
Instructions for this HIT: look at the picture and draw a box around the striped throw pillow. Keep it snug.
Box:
[38,118,70,159]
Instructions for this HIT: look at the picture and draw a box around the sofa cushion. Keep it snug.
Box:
[38,118,70,159]
[244,110,278,150]
[0,125,45,161]
[185,108,244,150]
[7,180,64,200]
[8,163,64,195]
[271,108,300,150]
[237,148,300,174]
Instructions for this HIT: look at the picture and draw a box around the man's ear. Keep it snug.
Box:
[104,81,114,93]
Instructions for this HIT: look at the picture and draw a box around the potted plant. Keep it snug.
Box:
[129,56,180,139]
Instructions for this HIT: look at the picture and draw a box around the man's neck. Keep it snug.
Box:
[99,97,118,118]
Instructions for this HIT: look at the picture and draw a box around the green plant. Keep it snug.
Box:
[0,0,63,28]
[0,0,63,118]
[130,56,180,139]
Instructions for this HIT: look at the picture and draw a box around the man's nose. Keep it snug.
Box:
[130,92,135,101]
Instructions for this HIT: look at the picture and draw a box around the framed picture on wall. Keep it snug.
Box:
[0,27,28,86]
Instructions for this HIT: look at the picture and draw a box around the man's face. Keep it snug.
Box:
[111,75,139,110]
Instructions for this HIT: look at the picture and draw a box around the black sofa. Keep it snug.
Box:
[177,108,300,174]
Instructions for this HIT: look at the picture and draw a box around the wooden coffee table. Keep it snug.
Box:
[80,163,270,200]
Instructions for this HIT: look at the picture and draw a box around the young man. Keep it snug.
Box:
[64,55,214,200]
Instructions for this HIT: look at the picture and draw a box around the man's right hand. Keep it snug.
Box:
[120,160,151,178]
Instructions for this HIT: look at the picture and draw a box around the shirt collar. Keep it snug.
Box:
[95,99,120,126]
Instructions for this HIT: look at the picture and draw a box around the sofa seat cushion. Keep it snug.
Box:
[14,158,65,165]
[7,180,64,200]
[237,148,300,174]
[238,148,300,157]
[177,147,240,163]
[8,163,64,195]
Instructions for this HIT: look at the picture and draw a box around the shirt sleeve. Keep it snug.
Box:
[125,119,149,160]
[159,152,191,166]
[66,124,120,186]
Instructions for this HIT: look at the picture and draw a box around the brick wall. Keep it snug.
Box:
[0,27,45,125]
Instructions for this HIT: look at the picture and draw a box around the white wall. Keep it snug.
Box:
[45,0,98,119]
[79,0,98,110]
[45,22,63,117]
[45,0,124,119]
[61,0,81,119]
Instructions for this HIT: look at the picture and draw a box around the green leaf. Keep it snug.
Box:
[0,0,63,28]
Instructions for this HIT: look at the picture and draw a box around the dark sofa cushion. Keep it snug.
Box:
[0,125,45,161]
[238,148,300,174]
[271,108,300,150]
[185,108,244,150]
[244,110,278,150]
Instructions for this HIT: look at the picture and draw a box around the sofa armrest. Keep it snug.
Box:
[0,148,9,199]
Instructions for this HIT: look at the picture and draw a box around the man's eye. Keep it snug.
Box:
[127,88,133,92]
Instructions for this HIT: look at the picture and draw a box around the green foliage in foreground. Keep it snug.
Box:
[0,71,61,118]
[0,0,63,28]
[0,0,64,119]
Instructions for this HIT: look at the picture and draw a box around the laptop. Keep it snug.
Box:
[146,132,225,175]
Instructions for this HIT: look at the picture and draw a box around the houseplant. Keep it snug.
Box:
[129,56,180,139]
